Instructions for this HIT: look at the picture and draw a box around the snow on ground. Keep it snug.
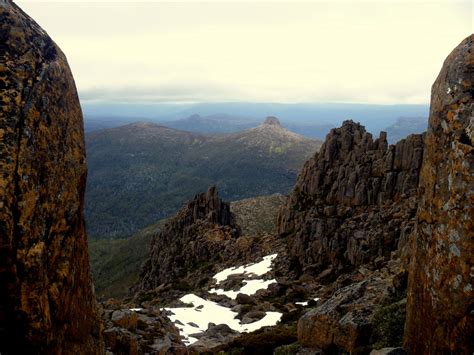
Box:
[164,294,282,344]
[209,278,277,299]
[213,253,278,283]
[163,253,282,345]
[295,301,308,306]
[295,298,320,306]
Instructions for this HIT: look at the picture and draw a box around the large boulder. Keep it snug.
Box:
[0,1,102,353]
[404,35,474,353]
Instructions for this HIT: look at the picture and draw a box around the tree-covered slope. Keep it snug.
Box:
[85,118,321,238]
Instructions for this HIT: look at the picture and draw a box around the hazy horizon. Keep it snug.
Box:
[16,0,472,106]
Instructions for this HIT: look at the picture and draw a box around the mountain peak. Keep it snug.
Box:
[263,116,281,127]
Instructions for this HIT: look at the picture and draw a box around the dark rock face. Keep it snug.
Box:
[278,120,424,276]
[0,1,102,353]
[135,187,240,292]
[404,35,474,354]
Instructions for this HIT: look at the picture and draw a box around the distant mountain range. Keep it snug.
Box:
[383,116,427,143]
[83,102,429,138]
[85,117,322,238]
[163,113,259,134]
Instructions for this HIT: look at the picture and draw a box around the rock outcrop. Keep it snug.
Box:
[297,258,407,353]
[404,34,474,354]
[135,187,240,292]
[101,301,187,355]
[263,116,282,126]
[278,120,424,277]
[0,1,102,353]
[274,120,423,353]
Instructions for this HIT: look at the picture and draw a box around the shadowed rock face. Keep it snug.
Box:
[135,186,240,292]
[404,35,474,354]
[0,1,102,353]
[278,120,424,276]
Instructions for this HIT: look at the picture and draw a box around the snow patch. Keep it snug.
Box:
[209,278,277,299]
[164,294,282,345]
[213,254,278,283]
[295,298,320,307]
[162,253,283,345]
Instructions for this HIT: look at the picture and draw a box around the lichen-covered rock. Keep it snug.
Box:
[404,35,474,354]
[0,1,102,353]
[278,120,424,276]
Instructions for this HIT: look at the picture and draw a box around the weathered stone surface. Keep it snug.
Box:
[297,261,402,353]
[188,323,240,354]
[0,1,102,353]
[404,35,474,354]
[111,310,138,331]
[278,120,424,276]
[102,306,187,355]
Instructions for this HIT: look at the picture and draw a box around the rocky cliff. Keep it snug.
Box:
[404,34,474,354]
[135,187,241,292]
[278,121,424,277]
[275,120,424,352]
[0,1,102,353]
[276,35,473,354]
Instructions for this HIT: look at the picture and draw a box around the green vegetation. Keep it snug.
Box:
[224,323,298,355]
[370,295,407,349]
[85,123,320,238]
[88,219,166,299]
[88,194,286,299]
[230,194,286,236]
[273,343,301,355]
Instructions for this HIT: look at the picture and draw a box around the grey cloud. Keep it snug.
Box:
[78,83,245,103]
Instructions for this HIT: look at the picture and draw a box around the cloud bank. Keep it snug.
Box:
[17,1,473,104]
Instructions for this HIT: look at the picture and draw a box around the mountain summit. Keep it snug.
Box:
[263,116,282,126]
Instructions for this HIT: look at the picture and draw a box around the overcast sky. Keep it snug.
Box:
[16,0,473,105]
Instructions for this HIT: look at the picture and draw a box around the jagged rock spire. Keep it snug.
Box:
[263,116,282,126]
